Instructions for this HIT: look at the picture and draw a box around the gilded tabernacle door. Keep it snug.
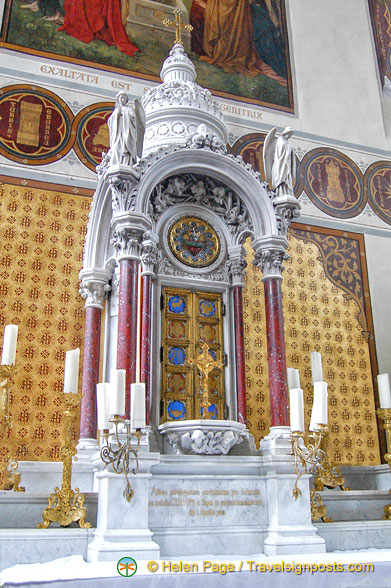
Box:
[160,287,225,422]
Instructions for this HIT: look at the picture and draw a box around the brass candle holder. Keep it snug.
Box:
[313,430,349,491]
[376,408,391,520]
[291,425,327,500]
[100,416,142,502]
[38,392,91,528]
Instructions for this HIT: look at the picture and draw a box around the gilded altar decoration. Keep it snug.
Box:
[72,102,114,172]
[365,161,391,225]
[38,392,91,528]
[297,148,365,218]
[243,227,381,466]
[0,85,74,165]
[189,342,224,419]
[168,217,220,268]
[0,181,90,482]
[1,458,25,492]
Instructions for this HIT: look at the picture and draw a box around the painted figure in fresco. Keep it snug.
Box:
[20,0,64,23]
[250,0,287,79]
[107,92,145,167]
[59,0,140,57]
[190,0,287,84]
[263,126,295,197]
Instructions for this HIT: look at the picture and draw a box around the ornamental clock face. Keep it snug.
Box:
[168,217,220,268]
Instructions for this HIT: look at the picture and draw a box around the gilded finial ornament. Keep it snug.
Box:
[162,9,193,45]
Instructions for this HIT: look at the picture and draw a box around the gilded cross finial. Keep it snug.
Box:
[162,9,193,45]
[189,342,223,419]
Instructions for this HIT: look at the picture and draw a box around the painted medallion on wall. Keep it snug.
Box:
[230,132,300,196]
[298,148,366,218]
[365,161,391,225]
[0,84,74,165]
[368,0,391,84]
[2,0,293,112]
[168,217,220,268]
[72,102,114,171]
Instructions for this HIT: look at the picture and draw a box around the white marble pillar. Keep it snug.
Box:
[87,441,160,562]
[259,425,326,556]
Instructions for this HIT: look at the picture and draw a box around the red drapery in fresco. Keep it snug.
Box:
[59,0,140,57]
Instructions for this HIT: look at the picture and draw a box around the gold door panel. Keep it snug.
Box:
[161,287,224,422]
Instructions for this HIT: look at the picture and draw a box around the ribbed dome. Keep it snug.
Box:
[141,44,227,155]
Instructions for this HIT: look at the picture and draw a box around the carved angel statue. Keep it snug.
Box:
[107,91,145,167]
[263,127,296,197]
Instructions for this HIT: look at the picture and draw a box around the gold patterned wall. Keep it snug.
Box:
[0,181,90,481]
[243,229,381,466]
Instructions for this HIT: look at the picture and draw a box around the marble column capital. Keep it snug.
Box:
[111,213,152,262]
[273,194,301,238]
[227,255,247,287]
[141,233,159,277]
[106,166,140,215]
[253,236,289,280]
[79,269,112,310]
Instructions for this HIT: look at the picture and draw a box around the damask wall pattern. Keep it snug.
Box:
[243,229,381,466]
[0,181,90,483]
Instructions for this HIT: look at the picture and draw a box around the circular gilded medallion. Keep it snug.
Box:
[365,161,391,225]
[0,84,74,165]
[168,217,220,268]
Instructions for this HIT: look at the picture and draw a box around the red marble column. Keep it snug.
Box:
[80,306,102,439]
[140,274,153,426]
[263,277,289,427]
[233,285,247,425]
[117,258,139,418]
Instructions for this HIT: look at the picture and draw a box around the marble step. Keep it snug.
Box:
[0,492,98,529]
[316,489,391,521]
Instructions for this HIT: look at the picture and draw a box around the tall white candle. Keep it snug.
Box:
[309,381,328,431]
[378,374,391,409]
[97,383,111,430]
[63,348,80,394]
[130,383,146,430]
[1,324,18,365]
[289,388,304,432]
[287,368,301,391]
[311,351,323,384]
[110,369,126,416]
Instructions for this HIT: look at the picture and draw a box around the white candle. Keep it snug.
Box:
[110,369,126,416]
[63,348,80,394]
[97,383,111,430]
[130,383,146,430]
[287,368,301,391]
[311,351,323,384]
[309,381,328,431]
[289,388,304,432]
[1,324,18,365]
[378,374,391,409]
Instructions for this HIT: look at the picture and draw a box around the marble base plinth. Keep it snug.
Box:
[340,465,391,490]
[320,489,391,521]
[0,492,97,529]
[315,520,391,551]
[0,529,93,571]
[17,460,95,493]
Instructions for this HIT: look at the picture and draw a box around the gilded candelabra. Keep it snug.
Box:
[376,408,391,520]
[313,430,349,491]
[38,392,91,528]
[100,417,142,502]
[189,342,223,420]
[310,488,333,522]
[0,364,14,432]
[291,425,327,500]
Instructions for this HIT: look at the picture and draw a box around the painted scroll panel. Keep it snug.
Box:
[2,0,293,112]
